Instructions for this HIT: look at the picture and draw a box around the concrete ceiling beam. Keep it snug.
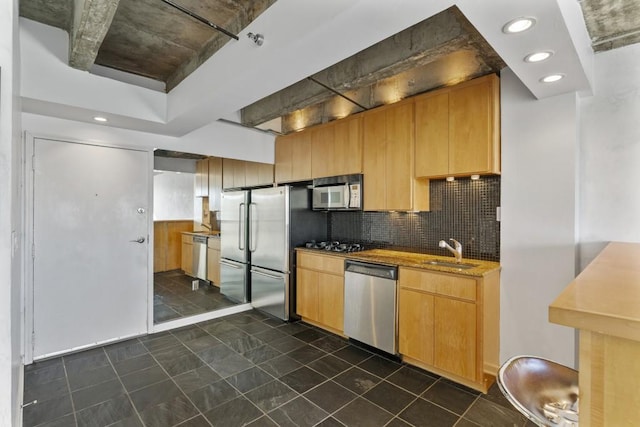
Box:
[69,0,120,70]
[240,8,471,127]
[166,0,276,92]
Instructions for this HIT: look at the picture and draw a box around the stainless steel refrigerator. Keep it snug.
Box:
[220,190,250,303]
[249,185,327,320]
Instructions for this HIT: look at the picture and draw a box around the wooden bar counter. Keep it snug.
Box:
[549,242,640,426]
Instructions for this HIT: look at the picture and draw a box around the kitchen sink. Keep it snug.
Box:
[423,260,478,270]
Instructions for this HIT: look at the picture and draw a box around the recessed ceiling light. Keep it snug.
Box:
[540,74,565,83]
[446,176,455,182]
[524,51,553,63]
[471,174,480,180]
[502,17,536,34]
[93,116,108,122]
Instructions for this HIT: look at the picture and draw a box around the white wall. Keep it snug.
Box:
[0,0,23,424]
[578,43,640,270]
[500,68,577,368]
[153,172,195,221]
[22,113,275,164]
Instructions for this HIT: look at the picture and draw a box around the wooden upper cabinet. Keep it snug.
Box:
[385,102,414,210]
[415,74,500,178]
[310,115,363,178]
[275,131,311,183]
[275,134,293,183]
[256,162,274,186]
[245,161,273,187]
[277,115,363,183]
[333,115,363,175]
[415,91,449,177]
[363,101,427,211]
[222,158,236,189]
[310,123,335,179]
[224,159,273,189]
[207,157,222,211]
[232,160,246,188]
[195,159,209,197]
[449,74,500,175]
[363,107,387,210]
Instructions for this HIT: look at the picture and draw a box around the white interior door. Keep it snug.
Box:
[32,138,150,358]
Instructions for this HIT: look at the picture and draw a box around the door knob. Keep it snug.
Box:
[130,237,146,243]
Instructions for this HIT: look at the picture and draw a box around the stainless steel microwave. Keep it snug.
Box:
[312,174,362,211]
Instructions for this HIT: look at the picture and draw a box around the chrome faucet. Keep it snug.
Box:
[439,238,462,263]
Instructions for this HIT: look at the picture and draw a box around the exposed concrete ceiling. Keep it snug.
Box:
[580,0,640,52]
[20,0,275,92]
[242,7,505,133]
[17,0,636,141]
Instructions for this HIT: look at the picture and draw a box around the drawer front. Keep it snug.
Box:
[182,234,192,245]
[207,237,221,250]
[298,252,344,275]
[399,267,476,301]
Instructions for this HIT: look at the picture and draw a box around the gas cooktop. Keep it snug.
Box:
[304,241,365,253]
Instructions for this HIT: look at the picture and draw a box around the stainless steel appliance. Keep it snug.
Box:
[344,260,398,354]
[249,186,327,320]
[312,174,362,211]
[192,235,208,281]
[220,190,249,303]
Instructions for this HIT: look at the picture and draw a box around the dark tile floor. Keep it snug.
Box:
[154,271,237,324]
[24,310,535,427]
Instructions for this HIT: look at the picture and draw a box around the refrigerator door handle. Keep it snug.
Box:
[248,202,257,252]
[251,268,283,280]
[220,259,243,269]
[238,203,246,250]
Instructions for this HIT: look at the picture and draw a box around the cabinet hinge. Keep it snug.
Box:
[32,243,35,259]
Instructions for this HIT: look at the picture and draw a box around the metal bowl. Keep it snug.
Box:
[497,356,579,426]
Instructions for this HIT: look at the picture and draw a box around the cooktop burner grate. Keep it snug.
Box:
[304,241,365,253]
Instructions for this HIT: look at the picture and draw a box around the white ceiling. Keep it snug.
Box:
[20,0,596,138]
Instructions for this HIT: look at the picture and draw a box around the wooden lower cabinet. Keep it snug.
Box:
[398,289,434,365]
[206,237,220,286]
[296,252,344,334]
[154,220,193,272]
[296,268,319,320]
[433,297,477,382]
[181,234,193,276]
[398,266,499,392]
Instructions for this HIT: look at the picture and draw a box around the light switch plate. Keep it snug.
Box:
[496,207,501,222]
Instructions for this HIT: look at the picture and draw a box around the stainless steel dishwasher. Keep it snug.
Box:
[344,260,398,354]
[192,235,208,281]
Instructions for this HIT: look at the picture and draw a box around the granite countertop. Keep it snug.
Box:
[296,247,500,277]
[181,231,221,237]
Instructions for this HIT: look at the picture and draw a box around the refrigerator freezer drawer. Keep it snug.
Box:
[220,258,248,303]
[250,267,289,321]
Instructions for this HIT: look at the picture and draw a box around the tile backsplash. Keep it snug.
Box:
[329,176,501,261]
